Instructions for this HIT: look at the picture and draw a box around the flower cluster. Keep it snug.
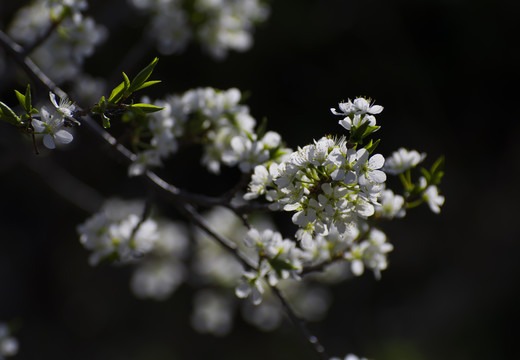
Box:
[240,98,445,295]
[77,199,159,265]
[191,207,335,333]
[130,221,189,300]
[8,0,107,84]
[384,147,426,175]
[235,228,304,304]
[0,323,18,360]
[77,198,189,300]
[129,0,269,59]
[246,135,386,248]
[129,87,289,175]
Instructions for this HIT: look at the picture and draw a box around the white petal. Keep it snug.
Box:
[49,92,59,108]
[31,119,46,133]
[43,134,56,149]
[338,119,352,130]
[251,287,263,305]
[368,170,387,183]
[369,105,383,114]
[368,154,385,169]
[54,130,73,144]
[235,283,251,298]
[351,259,364,276]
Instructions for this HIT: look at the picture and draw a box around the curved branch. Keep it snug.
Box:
[1,29,332,360]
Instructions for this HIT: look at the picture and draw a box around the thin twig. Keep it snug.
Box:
[271,286,329,360]
[0,29,262,215]
[22,17,64,56]
[181,203,256,271]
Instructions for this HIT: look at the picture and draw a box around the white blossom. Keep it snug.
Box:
[131,259,185,300]
[77,199,160,265]
[384,147,426,175]
[32,107,73,149]
[128,0,269,59]
[420,177,445,214]
[0,323,18,359]
[191,290,235,336]
[235,269,266,305]
[331,97,383,117]
[376,189,406,218]
[8,1,106,83]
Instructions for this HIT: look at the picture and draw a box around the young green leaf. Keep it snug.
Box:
[123,72,130,90]
[0,101,21,125]
[127,103,164,114]
[127,57,159,94]
[24,84,32,114]
[133,80,161,92]
[108,81,126,105]
[14,90,26,112]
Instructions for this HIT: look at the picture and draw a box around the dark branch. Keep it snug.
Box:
[271,286,329,360]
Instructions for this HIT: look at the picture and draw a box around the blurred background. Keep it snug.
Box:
[1,0,519,359]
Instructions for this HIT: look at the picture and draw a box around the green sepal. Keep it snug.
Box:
[268,256,298,278]
[127,103,164,114]
[363,125,380,137]
[364,138,381,154]
[30,108,39,115]
[350,119,370,143]
[127,57,159,94]
[0,101,21,125]
[21,113,32,124]
[133,80,161,92]
[272,147,290,161]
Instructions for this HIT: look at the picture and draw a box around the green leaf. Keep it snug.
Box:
[128,103,164,114]
[123,72,130,90]
[430,156,445,175]
[133,80,161,92]
[108,81,126,105]
[127,57,159,94]
[14,90,26,111]
[0,101,21,125]
[419,168,431,183]
[92,96,107,114]
[24,84,32,114]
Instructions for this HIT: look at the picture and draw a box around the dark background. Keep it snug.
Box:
[1,0,519,359]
